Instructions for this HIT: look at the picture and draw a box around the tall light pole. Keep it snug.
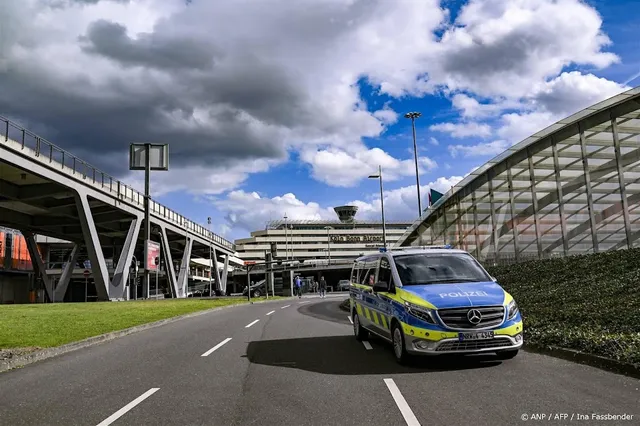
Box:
[283,213,289,260]
[324,226,332,264]
[289,225,294,260]
[404,111,422,217]
[369,165,387,250]
[207,217,212,297]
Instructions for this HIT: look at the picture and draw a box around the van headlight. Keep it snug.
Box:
[404,301,436,324]
[507,299,519,320]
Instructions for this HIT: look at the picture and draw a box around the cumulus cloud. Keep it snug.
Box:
[430,122,493,138]
[448,140,510,158]
[300,146,437,187]
[213,191,336,234]
[0,0,624,197]
[213,175,465,238]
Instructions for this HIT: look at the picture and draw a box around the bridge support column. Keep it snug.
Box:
[55,245,80,302]
[110,217,141,300]
[159,226,179,298]
[212,248,222,293]
[76,193,110,301]
[177,237,193,298]
[221,254,229,294]
[22,231,53,301]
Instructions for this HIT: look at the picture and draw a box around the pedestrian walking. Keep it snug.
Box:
[295,275,302,298]
[319,276,327,298]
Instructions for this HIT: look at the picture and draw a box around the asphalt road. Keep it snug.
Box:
[0,295,638,426]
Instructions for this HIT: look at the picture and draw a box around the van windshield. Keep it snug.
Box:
[393,253,491,286]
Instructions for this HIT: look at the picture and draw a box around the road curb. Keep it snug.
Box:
[524,344,640,379]
[0,297,288,374]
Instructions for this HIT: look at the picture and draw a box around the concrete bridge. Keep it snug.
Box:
[0,115,235,301]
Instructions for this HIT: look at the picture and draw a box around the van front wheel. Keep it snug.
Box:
[392,323,410,365]
[353,312,368,341]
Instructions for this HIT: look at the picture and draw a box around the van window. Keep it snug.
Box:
[394,253,491,286]
[378,257,394,288]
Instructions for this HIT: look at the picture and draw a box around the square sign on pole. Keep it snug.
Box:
[129,144,169,171]
[145,240,161,272]
[129,142,169,298]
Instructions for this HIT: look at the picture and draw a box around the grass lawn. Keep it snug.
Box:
[0,297,281,350]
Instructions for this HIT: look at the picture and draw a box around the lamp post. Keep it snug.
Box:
[404,111,423,217]
[284,213,289,260]
[207,217,212,297]
[289,225,294,260]
[324,226,332,265]
[368,165,387,249]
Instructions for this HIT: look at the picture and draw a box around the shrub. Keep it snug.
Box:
[486,248,640,365]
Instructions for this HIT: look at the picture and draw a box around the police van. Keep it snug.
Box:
[349,246,523,364]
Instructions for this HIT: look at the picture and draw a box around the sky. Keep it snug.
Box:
[1,0,639,242]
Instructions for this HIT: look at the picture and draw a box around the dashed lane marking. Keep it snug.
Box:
[347,316,353,324]
[281,305,291,309]
[362,341,373,350]
[96,388,160,426]
[245,319,260,328]
[299,301,309,305]
[266,310,275,316]
[201,338,232,357]
[383,378,421,426]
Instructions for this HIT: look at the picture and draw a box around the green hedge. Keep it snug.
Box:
[486,248,640,365]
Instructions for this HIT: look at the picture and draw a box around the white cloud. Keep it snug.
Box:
[300,146,437,187]
[348,176,465,221]
[214,191,335,234]
[430,121,493,138]
[448,140,510,158]
[429,137,439,146]
[529,71,630,116]
[214,175,465,237]
[0,0,624,196]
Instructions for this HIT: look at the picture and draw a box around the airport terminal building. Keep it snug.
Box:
[396,86,640,264]
[235,206,413,263]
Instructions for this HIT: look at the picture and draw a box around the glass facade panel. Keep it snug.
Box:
[396,97,640,265]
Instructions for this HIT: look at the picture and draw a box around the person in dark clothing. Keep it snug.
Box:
[319,276,327,298]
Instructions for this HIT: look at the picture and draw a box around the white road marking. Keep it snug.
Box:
[299,301,309,305]
[96,388,160,426]
[201,338,232,357]
[347,316,353,324]
[383,379,421,426]
[266,310,275,316]
[245,319,260,328]
[281,305,291,309]
[362,341,373,350]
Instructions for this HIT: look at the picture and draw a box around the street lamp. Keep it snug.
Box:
[404,111,423,217]
[324,226,332,265]
[283,213,289,260]
[368,165,387,250]
[207,217,213,297]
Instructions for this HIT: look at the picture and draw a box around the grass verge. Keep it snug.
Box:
[486,248,640,366]
[0,297,280,350]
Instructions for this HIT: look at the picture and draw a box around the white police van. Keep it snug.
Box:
[349,246,523,363]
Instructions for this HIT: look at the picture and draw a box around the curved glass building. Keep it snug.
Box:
[395,87,640,265]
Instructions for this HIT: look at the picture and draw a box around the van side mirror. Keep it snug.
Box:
[373,281,390,293]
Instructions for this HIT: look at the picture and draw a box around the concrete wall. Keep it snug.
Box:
[0,273,30,304]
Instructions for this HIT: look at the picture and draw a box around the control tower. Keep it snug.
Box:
[333,205,358,223]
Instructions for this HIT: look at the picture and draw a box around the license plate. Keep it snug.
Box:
[458,331,494,341]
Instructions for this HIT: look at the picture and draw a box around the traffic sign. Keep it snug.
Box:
[244,261,256,266]
[83,269,90,277]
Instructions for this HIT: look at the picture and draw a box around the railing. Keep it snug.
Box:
[0,115,235,251]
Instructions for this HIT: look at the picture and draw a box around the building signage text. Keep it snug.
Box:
[330,235,383,243]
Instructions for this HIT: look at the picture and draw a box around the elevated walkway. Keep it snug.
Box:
[0,116,235,301]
